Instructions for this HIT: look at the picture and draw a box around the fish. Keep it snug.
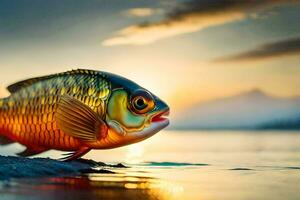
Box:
[0,69,169,160]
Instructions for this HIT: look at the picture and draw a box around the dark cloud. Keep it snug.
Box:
[167,0,298,20]
[214,37,300,62]
[103,0,300,45]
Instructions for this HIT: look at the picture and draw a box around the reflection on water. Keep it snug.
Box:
[0,167,183,200]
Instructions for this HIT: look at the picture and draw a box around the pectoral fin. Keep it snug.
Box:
[60,147,91,161]
[56,95,108,142]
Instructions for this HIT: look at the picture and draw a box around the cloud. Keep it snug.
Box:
[102,0,299,46]
[125,8,158,17]
[214,37,300,62]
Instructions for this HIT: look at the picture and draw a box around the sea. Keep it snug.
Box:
[0,130,300,200]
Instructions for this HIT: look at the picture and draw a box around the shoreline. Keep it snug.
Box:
[0,156,126,180]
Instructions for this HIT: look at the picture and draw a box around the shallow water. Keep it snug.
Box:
[1,131,300,200]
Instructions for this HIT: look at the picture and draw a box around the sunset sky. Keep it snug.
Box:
[0,0,299,118]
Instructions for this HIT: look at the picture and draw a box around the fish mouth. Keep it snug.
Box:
[151,109,170,123]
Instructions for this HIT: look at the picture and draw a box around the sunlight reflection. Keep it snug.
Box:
[7,170,184,200]
[76,165,184,200]
[125,143,145,164]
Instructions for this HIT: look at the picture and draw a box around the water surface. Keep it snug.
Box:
[1,131,300,200]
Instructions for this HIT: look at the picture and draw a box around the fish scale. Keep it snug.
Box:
[0,69,169,161]
[0,70,111,151]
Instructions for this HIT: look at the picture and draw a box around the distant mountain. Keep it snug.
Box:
[171,89,300,130]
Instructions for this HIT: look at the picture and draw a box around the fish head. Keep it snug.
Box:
[104,72,169,147]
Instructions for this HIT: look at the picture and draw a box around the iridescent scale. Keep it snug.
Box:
[0,70,111,150]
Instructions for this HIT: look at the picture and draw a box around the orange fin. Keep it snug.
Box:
[56,95,108,142]
[0,135,15,145]
[17,147,48,157]
[60,147,91,161]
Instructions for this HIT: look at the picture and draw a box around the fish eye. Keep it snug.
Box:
[131,90,155,114]
[134,97,147,110]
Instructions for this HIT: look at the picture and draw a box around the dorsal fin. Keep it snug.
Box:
[7,69,100,93]
[7,75,56,93]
